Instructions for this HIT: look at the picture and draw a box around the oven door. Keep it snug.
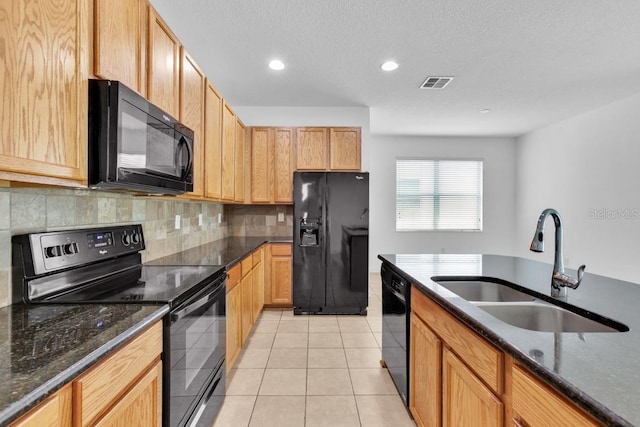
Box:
[167,275,226,427]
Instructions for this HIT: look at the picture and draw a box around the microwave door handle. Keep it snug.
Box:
[177,136,193,180]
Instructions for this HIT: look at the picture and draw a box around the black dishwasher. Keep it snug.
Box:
[381,264,411,406]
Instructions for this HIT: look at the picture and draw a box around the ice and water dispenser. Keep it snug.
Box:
[299,218,320,246]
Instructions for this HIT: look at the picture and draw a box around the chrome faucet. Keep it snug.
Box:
[529,208,586,299]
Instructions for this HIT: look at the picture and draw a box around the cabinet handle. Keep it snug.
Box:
[512,418,527,427]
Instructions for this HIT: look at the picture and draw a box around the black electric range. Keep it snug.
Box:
[12,225,227,427]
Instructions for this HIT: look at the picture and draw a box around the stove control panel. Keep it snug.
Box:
[13,224,145,276]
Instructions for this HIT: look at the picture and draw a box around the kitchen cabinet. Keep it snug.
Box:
[269,243,293,306]
[179,49,205,198]
[73,321,162,426]
[329,127,361,170]
[93,0,147,95]
[204,81,223,200]
[147,6,180,118]
[410,288,503,427]
[252,247,265,320]
[226,264,242,370]
[234,119,246,203]
[295,128,328,170]
[221,102,236,201]
[240,256,253,343]
[250,128,295,204]
[10,384,72,427]
[0,0,88,186]
[511,364,599,427]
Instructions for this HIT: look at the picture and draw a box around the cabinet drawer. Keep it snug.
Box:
[252,247,263,267]
[10,384,72,427]
[241,256,253,276]
[73,322,162,426]
[227,264,241,292]
[271,243,291,256]
[411,288,503,394]
[512,365,600,427]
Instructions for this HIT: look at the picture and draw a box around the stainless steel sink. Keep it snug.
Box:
[473,301,628,333]
[434,279,536,302]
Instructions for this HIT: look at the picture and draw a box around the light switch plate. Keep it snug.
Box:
[277,213,285,223]
[198,213,203,226]
[175,215,181,230]
[218,213,222,223]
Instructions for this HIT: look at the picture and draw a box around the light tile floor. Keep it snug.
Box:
[212,275,416,427]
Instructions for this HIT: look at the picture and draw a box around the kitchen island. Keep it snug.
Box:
[379,253,640,427]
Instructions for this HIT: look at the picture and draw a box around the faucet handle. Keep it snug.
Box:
[552,264,586,290]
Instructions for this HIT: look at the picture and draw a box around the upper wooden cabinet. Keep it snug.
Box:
[204,81,223,200]
[0,0,88,186]
[179,49,205,198]
[329,127,361,170]
[250,128,294,204]
[221,102,236,201]
[234,119,246,203]
[93,0,147,94]
[295,128,328,170]
[147,7,180,118]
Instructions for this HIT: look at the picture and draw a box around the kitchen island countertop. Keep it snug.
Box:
[379,253,640,427]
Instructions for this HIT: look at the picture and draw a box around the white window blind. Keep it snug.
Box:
[396,159,483,231]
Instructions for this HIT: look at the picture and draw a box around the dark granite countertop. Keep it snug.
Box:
[146,236,292,268]
[378,254,640,427]
[0,303,168,426]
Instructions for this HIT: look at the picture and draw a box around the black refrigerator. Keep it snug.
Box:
[293,171,369,315]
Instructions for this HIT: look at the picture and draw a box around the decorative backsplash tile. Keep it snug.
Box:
[0,187,294,308]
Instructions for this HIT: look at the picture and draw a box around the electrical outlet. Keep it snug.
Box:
[198,213,203,226]
[277,213,285,223]
[217,212,222,223]
[175,215,181,230]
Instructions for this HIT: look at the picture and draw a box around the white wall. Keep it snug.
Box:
[515,93,640,283]
[233,106,371,170]
[370,135,517,271]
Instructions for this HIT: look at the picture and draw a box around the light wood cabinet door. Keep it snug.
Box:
[252,249,265,320]
[295,128,328,170]
[93,0,147,94]
[271,244,292,305]
[410,313,441,427]
[329,127,361,170]
[204,81,223,200]
[93,361,162,427]
[147,7,180,118]
[443,348,503,427]
[179,49,205,198]
[221,102,236,201]
[234,119,245,203]
[251,128,273,203]
[274,128,294,203]
[10,384,72,427]
[511,365,600,427]
[0,0,88,185]
[226,268,242,370]
[240,269,253,343]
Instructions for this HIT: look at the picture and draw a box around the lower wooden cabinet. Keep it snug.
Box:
[10,385,72,427]
[410,286,602,427]
[226,264,242,370]
[252,248,265,320]
[511,364,600,427]
[269,244,292,306]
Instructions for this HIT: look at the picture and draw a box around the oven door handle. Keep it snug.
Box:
[171,277,225,322]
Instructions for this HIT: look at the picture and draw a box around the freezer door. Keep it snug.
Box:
[293,172,326,311]
[325,172,369,313]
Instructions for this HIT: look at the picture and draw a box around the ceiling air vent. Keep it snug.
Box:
[420,76,454,89]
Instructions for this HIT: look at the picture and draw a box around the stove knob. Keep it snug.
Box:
[131,229,140,245]
[122,232,131,246]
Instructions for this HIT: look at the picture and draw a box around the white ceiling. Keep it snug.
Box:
[149,0,640,137]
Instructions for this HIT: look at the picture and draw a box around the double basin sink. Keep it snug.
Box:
[432,277,628,333]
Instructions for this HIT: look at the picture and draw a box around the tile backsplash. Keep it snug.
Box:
[1,187,295,308]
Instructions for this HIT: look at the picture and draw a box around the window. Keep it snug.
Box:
[396,159,483,231]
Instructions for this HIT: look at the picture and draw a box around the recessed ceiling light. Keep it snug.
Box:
[381,61,399,71]
[480,109,491,114]
[268,59,285,70]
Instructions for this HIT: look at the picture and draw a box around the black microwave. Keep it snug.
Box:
[88,79,194,195]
